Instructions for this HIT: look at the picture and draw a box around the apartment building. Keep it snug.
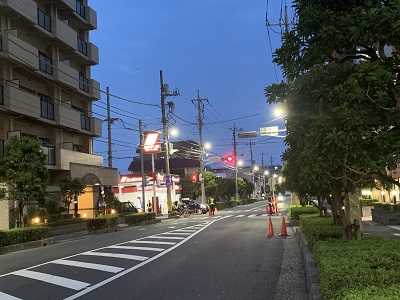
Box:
[0,0,118,229]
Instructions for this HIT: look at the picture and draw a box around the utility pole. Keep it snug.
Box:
[106,86,112,168]
[160,70,179,210]
[192,90,208,204]
[233,124,239,200]
[139,120,146,212]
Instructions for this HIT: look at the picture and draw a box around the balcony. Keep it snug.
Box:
[77,77,100,100]
[5,84,40,118]
[60,0,97,30]
[75,41,99,65]
[0,0,37,24]
[90,117,102,137]
[0,31,39,71]
[53,18,77,49]
[58,103,82,131]
[56,148,103,170]
[56,60,79,89]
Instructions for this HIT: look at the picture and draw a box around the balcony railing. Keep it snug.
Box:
[41,146,56,165]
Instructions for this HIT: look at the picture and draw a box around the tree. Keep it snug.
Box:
[203,170,218,197]
[265,1,400,238]
[60,177,86,214]
[0,137,48,227]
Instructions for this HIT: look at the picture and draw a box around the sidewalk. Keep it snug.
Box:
[362,216,400,240]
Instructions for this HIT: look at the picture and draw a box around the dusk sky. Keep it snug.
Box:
[90,1,294,174]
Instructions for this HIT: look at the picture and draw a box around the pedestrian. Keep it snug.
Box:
[209,197,215,215]
[147,200,152,212]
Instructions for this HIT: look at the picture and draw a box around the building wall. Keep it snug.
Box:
[0,0,117,229]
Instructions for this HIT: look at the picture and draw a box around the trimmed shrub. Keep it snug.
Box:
[47,218,86,227]
[359,198,378,207]
[373,203,400,211]
[124,212,155,225]
[314,238,400,300]
[47,214,74,223]
[299,215,343,250]
[0,227,49,247]
[86,216,119,232]
[288,205,318,221]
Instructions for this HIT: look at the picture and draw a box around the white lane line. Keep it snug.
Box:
[261,214,269,217]
[52,259,124,273]
[389,225,400,231]
[129,240,176,245]
[149,235,185,240]
[235,215,245,218]
[0,292,22,300]
[173,229,196,232]
[64,219,219,300]
[82,251,148,261]
[248,214,257,218]
[107,245,164,252]
[11,270,90,291]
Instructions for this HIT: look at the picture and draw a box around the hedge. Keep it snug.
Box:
[359,198,378,206]
[314,238,400,300]
[288,205,318,221]
[0,227,49,247]
[47,218,86,227]
[124,212,155,225]
[86,216,119,232]
[373,203,400,211]
[299,214,343,250]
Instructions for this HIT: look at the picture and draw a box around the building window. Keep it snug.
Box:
[76,0,86,19]
[39,52,53,75]
[79,73,89,92]
[0,139,4,159]
[40,96,54,120]
[0,85,3,105]
[81,113,90,131]
[40,140,55,165]
[37,10,51,32]
[77,37,87,55]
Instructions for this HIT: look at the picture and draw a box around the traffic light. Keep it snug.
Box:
[221,155,234,163]
[191,174,199,182]
[226,155,234,162]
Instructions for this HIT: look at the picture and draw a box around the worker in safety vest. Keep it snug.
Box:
[147,200,152,212]
[209,197,216,215]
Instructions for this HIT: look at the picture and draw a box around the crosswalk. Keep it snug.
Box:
[0,222,213,300]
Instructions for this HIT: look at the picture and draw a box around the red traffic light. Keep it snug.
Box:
[226,155,234,162]
[191,174,198,182]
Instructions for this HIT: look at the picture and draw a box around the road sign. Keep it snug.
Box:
[238,131,257,138]
[260,126,279,136]
[207,156,222,163]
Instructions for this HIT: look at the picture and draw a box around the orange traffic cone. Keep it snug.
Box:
[209,208,212,217]
[265,205,269,214]
[279,217,289,236]
[214,207,218,215]
[267,216,275,238]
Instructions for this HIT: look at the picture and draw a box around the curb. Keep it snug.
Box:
[294,227,322,300]
[0,238,55,255]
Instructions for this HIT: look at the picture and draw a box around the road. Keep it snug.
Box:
[0,199,308,300]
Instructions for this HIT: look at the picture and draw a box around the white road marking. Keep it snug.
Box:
[107,245,164,252]
[129,240,176,245]
[12,270,90,291]
[162,232,191,235]
[235,215,245,218]
[82,251,148,261]
[173,229,196,232]
[261,214,269,217]
[248,214,257,218]
[388,225,400,231]
[64,219,218,300]
[0,292,22,300]
[149,235,185,240]
[52,259,124,273]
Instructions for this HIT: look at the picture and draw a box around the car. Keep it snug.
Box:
[177,199,209,214]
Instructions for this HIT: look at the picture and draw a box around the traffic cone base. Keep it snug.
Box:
[267,216,275,238]
[214,207,218,215]
[279,216,289,236]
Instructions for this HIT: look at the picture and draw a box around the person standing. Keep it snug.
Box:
[209,197,215,215]
[147,200,152,212]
